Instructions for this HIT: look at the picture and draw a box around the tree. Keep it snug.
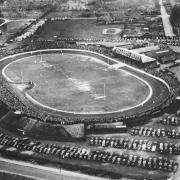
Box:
[170,5,180,26]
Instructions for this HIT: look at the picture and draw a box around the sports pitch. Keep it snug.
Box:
[34,19,125,40]
[4,53,150,114]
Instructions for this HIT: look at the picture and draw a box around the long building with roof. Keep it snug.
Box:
[112,47,157,67]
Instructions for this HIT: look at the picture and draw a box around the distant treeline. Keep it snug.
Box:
[170,5,180,26]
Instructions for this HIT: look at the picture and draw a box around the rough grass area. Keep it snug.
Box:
[34,19,124,40]
[4,53,149,114]
[0,172,36,180]
[3,21,31,34]
[0,112,85,140]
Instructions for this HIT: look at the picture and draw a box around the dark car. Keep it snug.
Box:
[121,154,129,165]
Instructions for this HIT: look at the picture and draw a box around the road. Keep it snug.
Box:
[0,157,108,180]
[0,18,10,28]
[159,0,176,37]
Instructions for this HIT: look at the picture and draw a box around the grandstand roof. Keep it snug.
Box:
[113,47,156,64]
[132,46,160,54]
[140,54,157,63]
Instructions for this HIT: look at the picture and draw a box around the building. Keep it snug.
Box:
[112,47,157,67]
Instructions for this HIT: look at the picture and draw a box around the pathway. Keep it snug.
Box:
[159,0,176,37]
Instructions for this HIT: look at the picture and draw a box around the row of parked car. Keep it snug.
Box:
[158,116,179,126]
[89,136,158,151]
[131,127,180,139]
[89,136,180,155]
[0,132,178,172]
[159,142,180,155]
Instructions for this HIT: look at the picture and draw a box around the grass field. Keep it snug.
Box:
[0,172,36,180]
[3,20,31,34]
[4,53,149,114]
[34,19,124,40]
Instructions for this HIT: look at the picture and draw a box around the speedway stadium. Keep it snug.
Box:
[0,49,173,125]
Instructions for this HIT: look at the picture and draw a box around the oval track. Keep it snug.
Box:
[0,49,170,123]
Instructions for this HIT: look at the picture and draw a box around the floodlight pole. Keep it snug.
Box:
[59,167,62,180]
[104,83,106,101]
[40,53,43,62]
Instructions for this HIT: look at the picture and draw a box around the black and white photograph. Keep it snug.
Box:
[0,0,180,179]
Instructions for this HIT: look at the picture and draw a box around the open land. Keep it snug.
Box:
[34,19,125,41]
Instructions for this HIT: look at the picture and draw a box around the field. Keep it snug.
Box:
[2,20,31,34]
[34,19,124,40]
[4,53,149,114]
[0,172,35,180]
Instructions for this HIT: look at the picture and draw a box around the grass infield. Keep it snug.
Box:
[4,53,149,114]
